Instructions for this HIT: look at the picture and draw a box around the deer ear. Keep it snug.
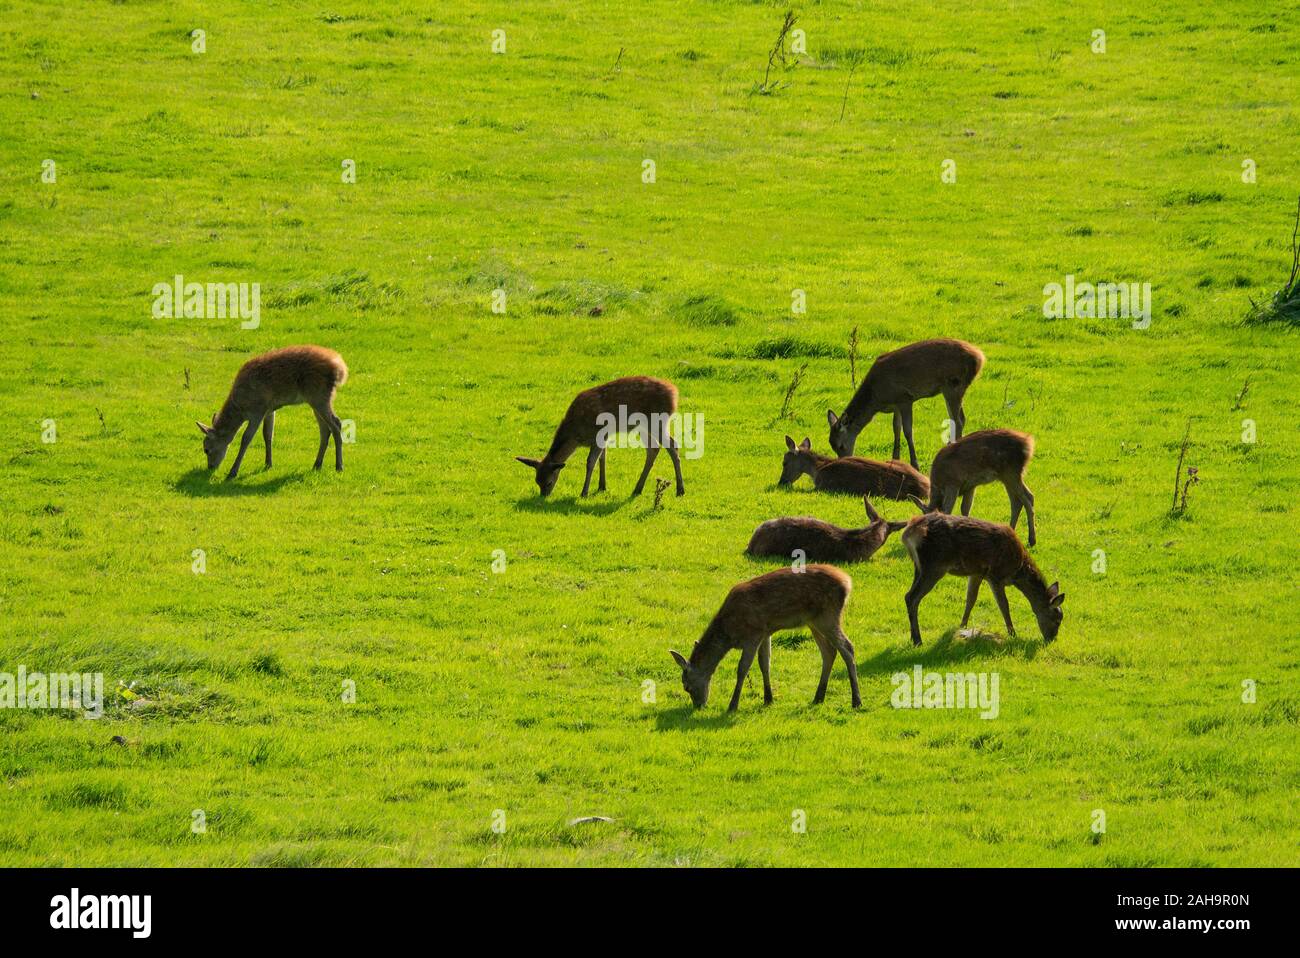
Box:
[800,437,811,450]
[863,496,881,523]
[784,435,797,451]
[515,456,542,471]
[669,649,689,670]
[886,521,909,534]
[1050,591,1066,608]
[196,421,212,436]
[827,409,840,427]
[1046,580,1059,597]
[907,494,927,513]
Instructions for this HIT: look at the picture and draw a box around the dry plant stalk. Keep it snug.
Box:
[779,362,809,420]
[1171,418,1191,513]
[653,477,671,511]
[759,11,798,93]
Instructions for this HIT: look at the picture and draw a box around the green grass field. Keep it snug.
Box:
[1,1,1297,866]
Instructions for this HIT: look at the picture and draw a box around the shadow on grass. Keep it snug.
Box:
[173,468,307,498]
[653,705,740,732]
[513,494,629,516]
[855,628,1040,677]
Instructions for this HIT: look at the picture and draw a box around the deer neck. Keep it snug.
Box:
[543,429,579,466]
[1011,563,1052,616]
[689,621,732,680]
[841,383,879,433]
[212,398,246,441]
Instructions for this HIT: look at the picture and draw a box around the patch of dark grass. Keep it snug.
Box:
[819,44,934,69]
[721,336,843,360]
[46,782,131,811]
[671,293,739,327]
[1161,189,1224,207]
[248,650,284,677]
[461,257,532,294]
[263,270,402,310]
[533,280,639,316]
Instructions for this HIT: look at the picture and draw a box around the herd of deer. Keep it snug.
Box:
[197,338,1064,713]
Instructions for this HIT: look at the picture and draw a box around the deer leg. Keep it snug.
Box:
[961,576,981,628]
[898,403,918,468]
[663,428,685,496]
[810,628,836,704]
[757,634,773,705]
[905,566,945,647]
[580,445,601,497]
[262,410,275,468]
[944,389,967,440]
[1007,482,1023,529]
[990,582,1016,636]
[227,415,262,479]
[960,488,974,516]
[598,446,607,492]
[829,622,861,708]
[631,441,660,496]
[728,643,759,712]
[312,410,330,470]
[1015,479,1036,547]
[942,487,960,514]
[328,408,344,471]
[891,411,902,461]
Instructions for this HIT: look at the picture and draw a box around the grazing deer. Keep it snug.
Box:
[515,376,685,498]
[778,436,930,501]
[669,565,860,711]
[927,429,1038,546]
[899,512,1064,646]
[746,495,908,563]
[827,338,985,468]
[196,345,348,479]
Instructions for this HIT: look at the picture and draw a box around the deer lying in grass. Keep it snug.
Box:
[746,495,908,563]
[927,428,1038,546]
[670,565,860,711]
[900,511,1064,646]
[827,338,985,467]
[778,436,930,501]
[516,376,684,498]
[196,345,348,479]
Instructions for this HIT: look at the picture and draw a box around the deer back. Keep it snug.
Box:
[930,429,1034,490]
[901,512,1029,583]
[862,338,985,407]
[815,457,930,501]
[717,565,851,634]
[229,345,347,414]
[558,376,678,446]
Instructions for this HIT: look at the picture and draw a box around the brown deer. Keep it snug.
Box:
[669,565,860,711]
[927,429,1038,546]
[827,338,985,467]
[515,376,684,498]
[778,436,930,501]
[746,495,908,563]
[196,345,348,479]
[899,512,1064,646]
